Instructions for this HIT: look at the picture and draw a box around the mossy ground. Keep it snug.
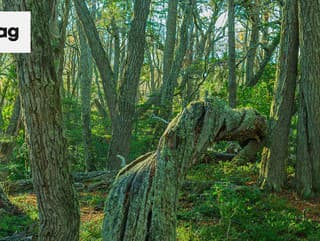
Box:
[1,161,319,241]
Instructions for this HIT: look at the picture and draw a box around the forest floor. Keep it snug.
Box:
[1,161,320,241]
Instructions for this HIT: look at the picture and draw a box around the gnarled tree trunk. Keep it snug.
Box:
[102,98,266,241]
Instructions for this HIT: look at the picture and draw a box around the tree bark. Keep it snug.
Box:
[78,22,95,172]
[228,0,237,108]
[259,0,298,191]
[245,0,260,86]
[162,0,178,94]
[4,1,80,240]
[102,98,266,241]
[296,0,320,198]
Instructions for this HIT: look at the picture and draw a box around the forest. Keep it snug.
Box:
[0,0,320,240]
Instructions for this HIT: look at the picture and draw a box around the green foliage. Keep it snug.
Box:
[0,212,34,237]
[178,162,320,241]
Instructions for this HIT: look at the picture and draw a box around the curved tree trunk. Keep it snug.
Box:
[102,98,266,241]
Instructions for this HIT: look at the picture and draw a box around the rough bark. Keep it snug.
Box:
[259,0,299,191]
[296,0,320,198]
[78,22,95,172]
[102,98,266,241]
[4,1,80,241]
[162,0,178,92]
[245,0,260,86]
[228,0,237,108]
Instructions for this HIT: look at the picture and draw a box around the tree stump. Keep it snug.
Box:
[102,98,266,241]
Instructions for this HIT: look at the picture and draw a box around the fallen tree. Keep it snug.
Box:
[4,171,117,194]
[102,98,266,241]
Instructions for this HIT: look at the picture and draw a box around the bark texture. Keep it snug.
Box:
[102,98,266,241]
[228,0,237,108]
[245,0,260,86]
[78,22,95,171]
[259,0,299,191]
[296,0,320,198]
[4,1,80,240]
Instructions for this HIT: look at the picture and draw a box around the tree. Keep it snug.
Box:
[259,0,299,191]
[74,0,151,170]
[102,98,266,241]
[158,0,193,123]
[228,0,237,108]
[3,1,80,240]
[78,22,95,171]
[245,0,260,86]
[296,0,320,198]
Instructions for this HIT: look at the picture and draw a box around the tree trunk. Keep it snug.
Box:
[4,1,80,241]
[162,0,178,94]
[228,0,237,108]
[246,33,280,87]
[78,22,95,172]
[296,0,320,198]
[245,0,260,86]
[102,98,266,241]
[106,0,151,169]
[259,0,299,191]
[159,0,193,122]
[74,0,151,170]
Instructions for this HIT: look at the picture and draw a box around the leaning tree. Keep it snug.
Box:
[102,98,266,241]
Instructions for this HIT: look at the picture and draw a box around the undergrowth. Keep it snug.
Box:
[2,161,320,240]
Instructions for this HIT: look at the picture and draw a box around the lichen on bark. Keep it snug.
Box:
[102,98,266,241]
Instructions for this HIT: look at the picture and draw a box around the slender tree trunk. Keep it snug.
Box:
[246,34,280,87]
[162,0,178,91]
[103,98,266,241]
[106,0,151,170]
[259,0,299,191]
[78,22,95,172]
[228,0,237,108]
[159,0,192,123]
[296,0,320,198]
[4,1,80,241]
[245,0,260,86]
[74,0,151,170]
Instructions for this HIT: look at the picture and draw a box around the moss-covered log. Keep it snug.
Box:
[102,98,266,241]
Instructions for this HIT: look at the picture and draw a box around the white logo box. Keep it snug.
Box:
[0,11,31,53]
